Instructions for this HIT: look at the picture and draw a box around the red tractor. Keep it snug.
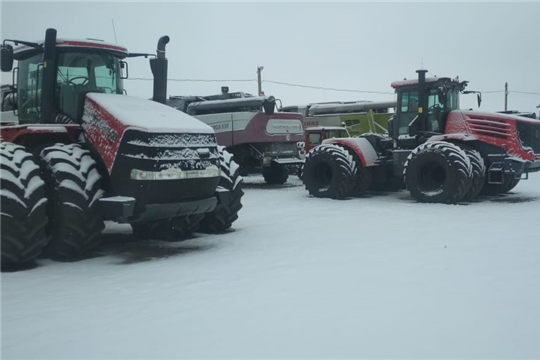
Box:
[0,28,244,269]
[300,69,540,203]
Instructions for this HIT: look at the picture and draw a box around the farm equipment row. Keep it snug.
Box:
[2,28,539,272]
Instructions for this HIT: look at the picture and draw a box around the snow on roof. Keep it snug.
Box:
[87,93,215,134]
[391,77,452,88]
[13,38,128,58]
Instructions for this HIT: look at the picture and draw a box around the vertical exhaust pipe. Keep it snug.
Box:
[150,35,170,104]
[42,28,57,123]
[416,69,428,132]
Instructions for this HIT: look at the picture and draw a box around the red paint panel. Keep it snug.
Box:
[81,97,129,173]
[232,112,304,145]
[58,41,128,55]
[324,139,368,167]
[445,110,535,161]
[0,125,79,145]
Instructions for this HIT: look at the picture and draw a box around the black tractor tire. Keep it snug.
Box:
[131,214,205,241]
[199,146,244,233]
[263,163,289,185]
[481,174,520,195]
[40,143,105,260]
[345,149,372,196]
[301,144,357,199]
[463,148,486,200]
[501,176,520,193]
[404,141,472,204]
[1,143,49,269]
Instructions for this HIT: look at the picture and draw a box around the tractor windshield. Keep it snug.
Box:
[16,50,124,124]
[55,51,124,120]
[427,89,445,132]
[445,88,460,111]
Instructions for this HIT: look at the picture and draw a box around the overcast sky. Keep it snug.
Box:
[2,1,539,114]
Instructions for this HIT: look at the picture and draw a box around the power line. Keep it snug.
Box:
[262,80,394,95]
[482,90,540,96]
[512,91,540,95]
[124,77,539,96]
[127,77,256,83]
[125,77,393,94]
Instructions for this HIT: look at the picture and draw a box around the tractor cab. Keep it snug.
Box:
[1,32,129,125]
[389,69,477,149]
[1,28,169,126]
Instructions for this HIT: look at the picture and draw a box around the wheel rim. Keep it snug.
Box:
[313,162,333,186]
[418,161,446,192]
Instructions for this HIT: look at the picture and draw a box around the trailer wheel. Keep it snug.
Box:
[301,144,357,199]
[404,141,472,204]
[263,163,288,185]
[1,143,49,269]
[40,143,105,260]
[131,214,205,240]
[463,149,486,200]
[199,147,244,233]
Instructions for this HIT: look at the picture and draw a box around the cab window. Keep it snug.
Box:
[309,133,322,146]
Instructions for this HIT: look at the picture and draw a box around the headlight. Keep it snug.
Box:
[130,168,221,180]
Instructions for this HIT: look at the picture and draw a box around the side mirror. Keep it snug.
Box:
[477,93,482,108]
[120,61,128,79]
[437,87,447,105]
[1,45,14,72]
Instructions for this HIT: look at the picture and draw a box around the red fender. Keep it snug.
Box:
[322,137,380,167]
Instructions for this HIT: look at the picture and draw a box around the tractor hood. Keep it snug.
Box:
[84,93,215,134]
[444,109,540,161]
[457,110,540,125]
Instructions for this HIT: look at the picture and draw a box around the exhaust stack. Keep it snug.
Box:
[150,35,170,104]
[416,69,428,132]
[42,28,58,123]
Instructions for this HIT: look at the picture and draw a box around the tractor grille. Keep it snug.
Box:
[516,121,540,154]
[109,130,221,205]
[467,117,511,140]
[120,130,220,171]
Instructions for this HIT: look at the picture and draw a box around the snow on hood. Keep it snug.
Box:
[87,93,215,134]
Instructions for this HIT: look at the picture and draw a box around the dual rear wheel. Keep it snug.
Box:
[403,141,480,204]
[1,142,104,269]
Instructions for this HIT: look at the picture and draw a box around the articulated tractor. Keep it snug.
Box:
[0,28,244,269]
[300,70,540,203]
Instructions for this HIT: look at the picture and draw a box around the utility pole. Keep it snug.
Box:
[257,66,264,96]
[504,82,508,111]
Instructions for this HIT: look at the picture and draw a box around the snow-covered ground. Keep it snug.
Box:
[2,174,540,359]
